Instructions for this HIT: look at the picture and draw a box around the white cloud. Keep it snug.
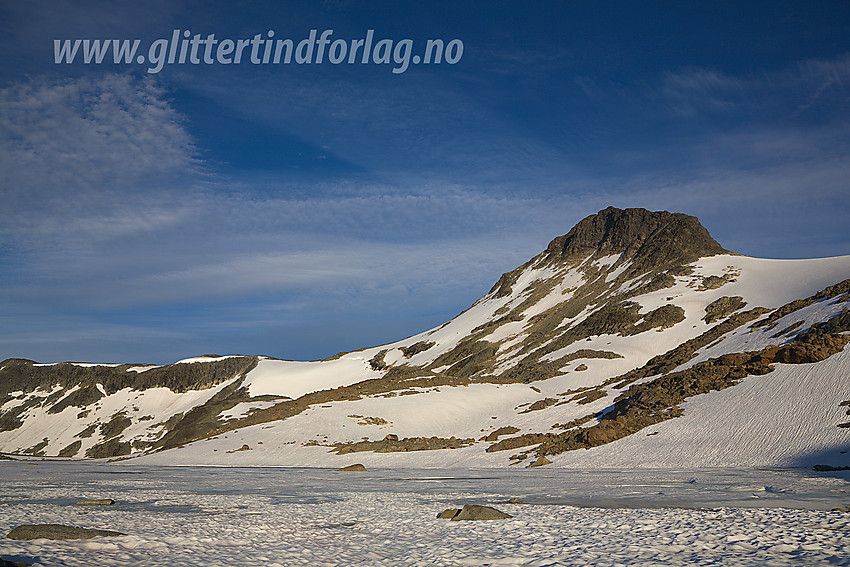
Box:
[0,74,198,213]
[0,73,205,267]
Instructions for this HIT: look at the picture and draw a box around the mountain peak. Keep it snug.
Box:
[544,207,728,271]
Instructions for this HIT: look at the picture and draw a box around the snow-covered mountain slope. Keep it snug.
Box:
[2,207,849,468]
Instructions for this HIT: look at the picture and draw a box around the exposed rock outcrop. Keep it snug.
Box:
[484,426,520,442]
[542,207,728,274]
[6,524,125,540]
[704,296,746,323]
[332,436,475,454]
[400,341,436,358]
[437,504,513,521]
[527,456,552,468]
[75,499,114,506]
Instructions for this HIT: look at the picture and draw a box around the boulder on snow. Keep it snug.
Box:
[75,499,114,506]
[337,463,367,472]
[527,456,552,468]
[6,524,125,540]
[438,504,513,521]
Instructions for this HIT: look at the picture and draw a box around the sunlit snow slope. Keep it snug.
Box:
[2,207,848,468]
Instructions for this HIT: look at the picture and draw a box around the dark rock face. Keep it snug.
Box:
[46,384,104,415]
[490,207,726,299]
[22,438,48,456]
[544,207,728,272]
[487,433,552,453]
[6,524,125,540]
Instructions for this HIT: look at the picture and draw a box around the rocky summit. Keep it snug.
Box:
[1,207,849,469]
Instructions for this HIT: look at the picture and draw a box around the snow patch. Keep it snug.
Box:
[174,355,245,364]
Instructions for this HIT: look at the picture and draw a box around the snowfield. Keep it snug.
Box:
[1,463,849,567]
[131,346,850,470]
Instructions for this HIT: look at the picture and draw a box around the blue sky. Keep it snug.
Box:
[1,1,849,364]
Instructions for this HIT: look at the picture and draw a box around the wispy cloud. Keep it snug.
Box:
[0,75,198,215]
[1,76,195,180]
[0,75,204,260]
[658,54,850,118]
[790,56,850,113]
[659,68,749,115]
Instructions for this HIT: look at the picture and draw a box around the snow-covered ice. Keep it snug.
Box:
[1,463,849,566]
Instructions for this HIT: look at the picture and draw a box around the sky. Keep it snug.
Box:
[1,1,849,364]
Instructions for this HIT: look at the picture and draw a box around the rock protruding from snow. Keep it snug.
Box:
[527,456,552,468]
[703,296,746,323]
[6,524,125,540]
[438,504,513,521]
[337,464,367,472]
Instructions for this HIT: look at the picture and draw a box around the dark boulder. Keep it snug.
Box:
[438,504,513,521]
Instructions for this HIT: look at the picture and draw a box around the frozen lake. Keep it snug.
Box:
[1,463,849,566]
